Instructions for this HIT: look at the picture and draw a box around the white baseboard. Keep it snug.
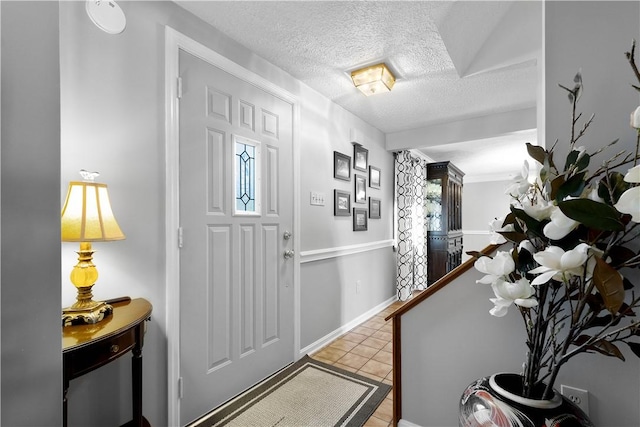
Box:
[299,295,397,357]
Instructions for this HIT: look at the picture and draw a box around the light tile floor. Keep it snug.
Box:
[310,301,404,427]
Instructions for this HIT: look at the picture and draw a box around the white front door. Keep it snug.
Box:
[178,49,295,425]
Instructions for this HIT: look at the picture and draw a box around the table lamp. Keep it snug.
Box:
[61,170,125,326]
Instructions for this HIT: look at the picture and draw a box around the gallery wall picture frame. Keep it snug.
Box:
[334,189,351,216]
[369,197,381,219]
[353,208,368,231]
[354,175,367,203]
[369,166,381,189]
[353,144,368,172]
[334,151,351,181]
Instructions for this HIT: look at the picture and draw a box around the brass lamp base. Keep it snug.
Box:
[63,242,114,327]
[62,300,113,327]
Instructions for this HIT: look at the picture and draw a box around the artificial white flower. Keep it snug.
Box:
[623,164,640,183]
[529,243,591,285]
[518,240,536,255]
[521,197,555,221]
[506,160,531,197]
[488,297,512,317]
[488,217,514,244]
[475,251,515,285]
[488,278,538,317]
[630,106,640,129]
[614,165,640,223]
[615,187,640,222]
[543,206,579,240]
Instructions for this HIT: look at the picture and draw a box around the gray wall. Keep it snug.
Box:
[58,1,396,426]
[0,1,62,425]
[461,179,512,260]
[401,267,525,426]
[298,87,396,349]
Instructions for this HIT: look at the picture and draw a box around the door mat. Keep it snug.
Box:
[190,355,391,427]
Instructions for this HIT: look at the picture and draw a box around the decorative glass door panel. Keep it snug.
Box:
[234,135,261,215]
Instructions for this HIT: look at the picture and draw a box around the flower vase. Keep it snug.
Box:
[459,373,594,427]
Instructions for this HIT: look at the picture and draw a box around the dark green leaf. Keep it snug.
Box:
[555,172,587,202]
[585,315,612,329]
[510,206,546,238]
[564,151,578,172]
[585,293,604,312]
[558,199,624,231]
[573,334,592,346]
[514,245,537,275]
[598,172,631,205]
[526,143,548,166]
[564,150,590,172]
[593,257,625,315]
[624,276,634,291]
[498,231,527,244]
[607,246,637,268]
[627,342,640,358]
[502,213,517,227]
[576,153,590,171]
[619,303,636,317]
[502,212,525,233]
[550,175,565,201]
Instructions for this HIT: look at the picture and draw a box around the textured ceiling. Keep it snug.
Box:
[172,0,541,179]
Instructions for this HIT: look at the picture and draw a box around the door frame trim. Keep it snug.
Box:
[164,26,301,426]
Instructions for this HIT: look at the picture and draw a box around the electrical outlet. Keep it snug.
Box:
[560,385,589,415]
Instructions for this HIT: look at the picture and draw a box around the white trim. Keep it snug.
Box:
[398,419,423,427]
[164,26,301,427]
[299,296,397,357]
[464,172,516,183]
[299,239,394,263]
[462,229,490,236]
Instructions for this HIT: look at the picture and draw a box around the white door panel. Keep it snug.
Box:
[178,50,294,425]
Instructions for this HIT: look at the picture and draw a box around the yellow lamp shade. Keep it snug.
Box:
[61,181,125,242]
[351,63,396,96]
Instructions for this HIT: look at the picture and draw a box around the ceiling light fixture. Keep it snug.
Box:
[351,63,396,96]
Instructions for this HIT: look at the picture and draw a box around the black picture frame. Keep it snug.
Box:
[353,208,368,231]
[369,197,381,219]
[353,144,368,172]
[334,190,351,216]
[369,166,381,188]
[334,151,351,181]
[354,175,367,203]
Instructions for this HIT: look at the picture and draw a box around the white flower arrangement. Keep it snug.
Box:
[470,42,640,399]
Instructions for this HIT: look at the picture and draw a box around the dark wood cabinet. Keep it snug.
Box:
[426,161,464,285]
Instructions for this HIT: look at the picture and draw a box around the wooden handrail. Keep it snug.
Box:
[385,244,502,321]
[385,243,503,426]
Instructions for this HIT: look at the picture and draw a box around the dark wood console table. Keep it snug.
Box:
[62,297,152,427]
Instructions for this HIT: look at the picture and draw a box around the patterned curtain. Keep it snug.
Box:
[394,151,428,301]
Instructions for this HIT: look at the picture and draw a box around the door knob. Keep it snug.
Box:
[283,231,292,240]
[283,249,295,260]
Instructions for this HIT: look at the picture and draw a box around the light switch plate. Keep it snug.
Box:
[310,191,326,206]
